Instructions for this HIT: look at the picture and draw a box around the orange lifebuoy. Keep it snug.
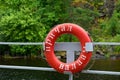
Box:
[44,23,92,74]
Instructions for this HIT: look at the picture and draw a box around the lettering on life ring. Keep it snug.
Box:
[44,23,92,74]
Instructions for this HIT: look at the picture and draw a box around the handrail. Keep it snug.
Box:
[93,42,120,46]
[0,42,43,45]
[0,65,55,72]
[0,65,120,75]
[0,42,120,45]
[0,42,120,80]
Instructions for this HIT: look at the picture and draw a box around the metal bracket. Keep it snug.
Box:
[85,42,93,52]
[54,42,81,63]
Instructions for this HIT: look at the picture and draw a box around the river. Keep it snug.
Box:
[0,58,120,80]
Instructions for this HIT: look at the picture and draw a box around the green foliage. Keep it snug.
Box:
[56,34,79,42]
[0,0,47,55]
[98,1,120,54]
[72,0,120,54]
[0,0,120,56]
[0,0,69,56]
[104,11,120,36]
[71,7,99,31]
[68,0,100,32]
[100,10,120,41]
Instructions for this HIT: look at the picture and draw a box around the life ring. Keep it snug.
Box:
[44,23,92,74]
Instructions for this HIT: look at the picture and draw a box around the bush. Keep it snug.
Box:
[0,0,69,56]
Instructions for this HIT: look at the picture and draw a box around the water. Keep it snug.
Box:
[0,58,120,80]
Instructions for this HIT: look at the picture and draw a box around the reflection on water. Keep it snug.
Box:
[89,59,120,72]
[0,58,120,80]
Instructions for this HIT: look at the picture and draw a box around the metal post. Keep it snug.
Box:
[69,74,73,80]
[54,42,80,80]
[66,51,74,80]
[66,51,74,63]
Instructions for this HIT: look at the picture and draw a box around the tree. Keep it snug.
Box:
[98,0,120,54]
[0,0,69,56]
